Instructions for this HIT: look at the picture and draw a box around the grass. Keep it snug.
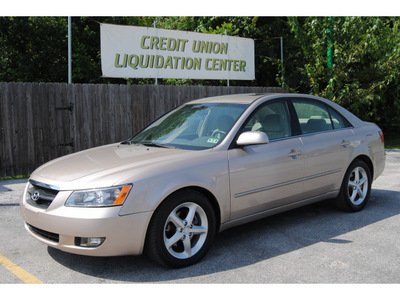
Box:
[0,174,29,181]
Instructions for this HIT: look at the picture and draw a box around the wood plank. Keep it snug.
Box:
[73,84,82,151]
[0,83,13,176]
[24,83,35,174]
[10,83,19,175]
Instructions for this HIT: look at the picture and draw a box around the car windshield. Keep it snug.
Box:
[130,102,249,150]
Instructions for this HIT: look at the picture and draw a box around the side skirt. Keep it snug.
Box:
[219,190,338,232]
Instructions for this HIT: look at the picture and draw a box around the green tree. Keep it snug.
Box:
[0,17,68,82]
[288,17,400,132]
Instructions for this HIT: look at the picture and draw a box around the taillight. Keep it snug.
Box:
[378,130,384,143]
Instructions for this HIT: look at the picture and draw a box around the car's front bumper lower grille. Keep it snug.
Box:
[27,223,59,243]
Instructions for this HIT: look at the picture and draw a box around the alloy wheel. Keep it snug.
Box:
[347,166,369,206]
[163,202,208,259]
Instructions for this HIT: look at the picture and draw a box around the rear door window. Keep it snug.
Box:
[328,107,347,129]
[292,100,333,134]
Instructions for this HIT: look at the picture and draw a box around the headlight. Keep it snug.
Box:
[65,185,132,207]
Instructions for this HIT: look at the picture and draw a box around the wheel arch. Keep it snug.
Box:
[148,186,222,234]
[335,155,373,212]
[185,186,222,232]
[352,154,374,179]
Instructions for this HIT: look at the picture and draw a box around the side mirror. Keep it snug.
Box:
[236,131,269,146]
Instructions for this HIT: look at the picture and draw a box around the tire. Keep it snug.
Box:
[145,189,216,268]
[335,160,372,212]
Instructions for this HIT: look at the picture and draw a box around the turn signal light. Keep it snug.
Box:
[113,185,132,205]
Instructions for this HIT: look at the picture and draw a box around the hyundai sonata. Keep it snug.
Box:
[20,93,385,267]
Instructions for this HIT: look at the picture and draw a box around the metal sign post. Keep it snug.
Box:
[68,17,72,84]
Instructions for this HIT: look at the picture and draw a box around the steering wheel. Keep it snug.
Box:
[211,129,226,138]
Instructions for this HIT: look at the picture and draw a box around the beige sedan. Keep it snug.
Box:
[20,93,385,267]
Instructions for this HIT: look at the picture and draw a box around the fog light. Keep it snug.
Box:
[75,237,105,247]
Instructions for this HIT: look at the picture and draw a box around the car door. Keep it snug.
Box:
[291,99,355,198]
[228,100,305,220]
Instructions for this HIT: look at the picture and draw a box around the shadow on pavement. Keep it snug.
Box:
[48,187,400,282]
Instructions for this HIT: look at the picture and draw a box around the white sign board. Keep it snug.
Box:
[100,23,255,80]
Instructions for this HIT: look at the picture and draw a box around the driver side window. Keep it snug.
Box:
[244,101,292,140]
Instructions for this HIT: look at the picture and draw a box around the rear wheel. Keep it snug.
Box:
[336,160,371,212]
[145,190,216,268]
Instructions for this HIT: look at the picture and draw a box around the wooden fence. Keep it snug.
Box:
[0,82,286,177]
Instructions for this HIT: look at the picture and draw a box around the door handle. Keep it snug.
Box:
[340,139,351,147]
[288,149,302,158]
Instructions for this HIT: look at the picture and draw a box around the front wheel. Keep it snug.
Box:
[145,190,216,268]
[336,160,372,212]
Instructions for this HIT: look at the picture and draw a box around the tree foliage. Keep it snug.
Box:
[288,17,400,131]
[0,17,68,82]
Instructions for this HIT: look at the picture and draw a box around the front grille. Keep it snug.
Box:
[26,180,59,209]
[27,223,59,243]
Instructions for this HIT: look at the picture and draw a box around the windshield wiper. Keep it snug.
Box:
[140,142,175,149]
[121,140,176,149]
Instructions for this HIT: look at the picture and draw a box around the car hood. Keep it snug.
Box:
[30,143,204,190]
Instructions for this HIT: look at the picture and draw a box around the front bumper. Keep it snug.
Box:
[20,185,152,257]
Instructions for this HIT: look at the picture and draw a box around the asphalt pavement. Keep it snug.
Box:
[1,150,400,285]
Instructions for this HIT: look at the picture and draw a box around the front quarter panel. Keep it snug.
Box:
[118,150,230,223]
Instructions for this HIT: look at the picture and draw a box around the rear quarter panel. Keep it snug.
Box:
[345,123,385,181]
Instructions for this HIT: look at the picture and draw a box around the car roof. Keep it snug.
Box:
[188,93,283,105]
[187,92,334,105]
